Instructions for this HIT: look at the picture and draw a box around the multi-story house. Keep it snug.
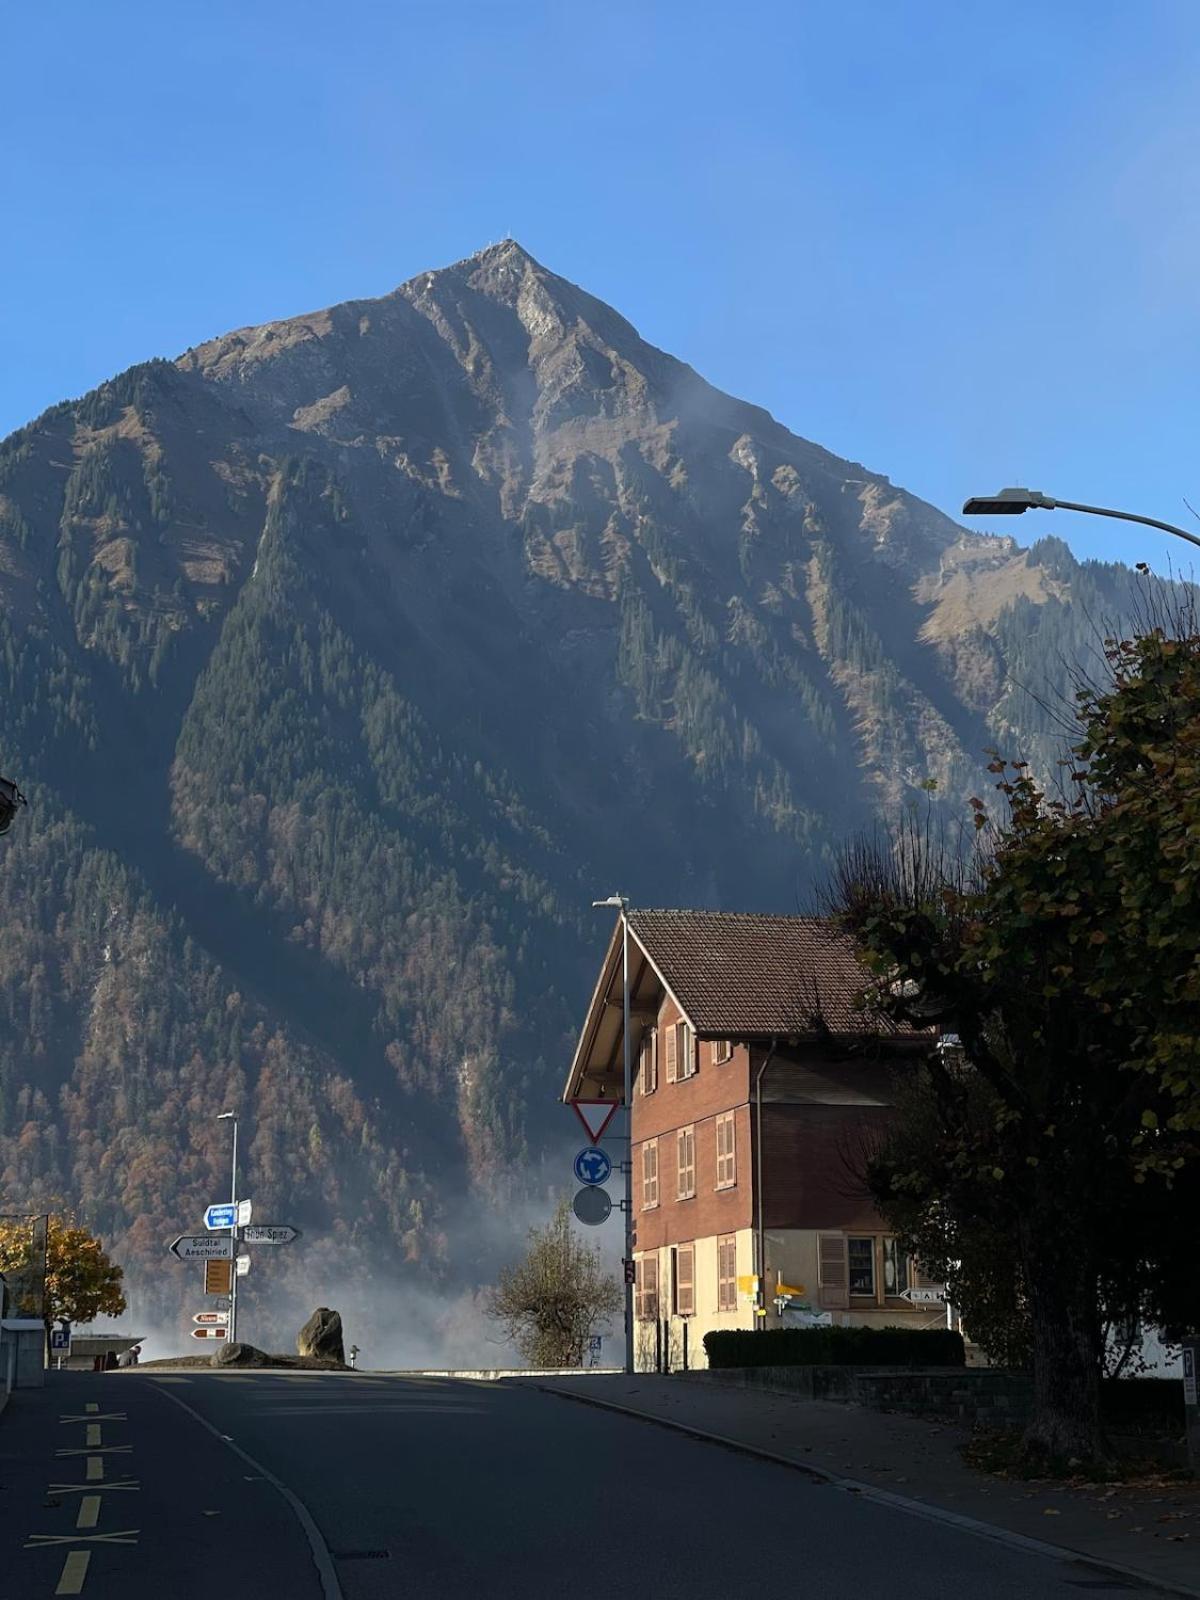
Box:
[562,909,943,1371]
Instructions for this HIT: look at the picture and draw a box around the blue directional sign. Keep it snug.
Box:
[204,1203,237,1231]
[574,1147,612,1187]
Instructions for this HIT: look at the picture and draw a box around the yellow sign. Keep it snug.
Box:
[204,1258,232,1295]
[736,1274,759,1296]
[776,1281,807,1298]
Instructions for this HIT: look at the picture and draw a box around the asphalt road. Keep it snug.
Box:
[0,1369,1182,1599]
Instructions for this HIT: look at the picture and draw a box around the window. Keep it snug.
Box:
[676,1125,695,1199]
[664,1023,677,1082]
[848,1237,876,1297]
[636,1256,659,1320]
[676,1020,696,1079]
[715,1111,736,1189]
[641,1140,658,1209]
[717,1235,737,1311]
[639,1029,657,1096]
[674,1244,695,1317]
[712,1039,732,1064]
[882,1237,909,1298]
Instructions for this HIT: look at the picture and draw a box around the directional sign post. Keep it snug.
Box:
[900,1286,946,1306]
[241,1224,302,1246]
[193,1311,229,1327]
[169,1235,233,1262]
[190,1327,228,1341]
[573,1147,613,1187]
[204,1203,237,1232]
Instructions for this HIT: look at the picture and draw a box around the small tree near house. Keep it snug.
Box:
[485,1196,621,1368]
[0,1215,126,1355]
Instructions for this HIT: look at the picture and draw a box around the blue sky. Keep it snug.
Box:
[2,0,1198,570]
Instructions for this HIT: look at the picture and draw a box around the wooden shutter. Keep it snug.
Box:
[716,1112,736,1188]
[644,1256,659,1320]
[639,1030,657,1096]
[676,1244,695,1317]
[665,1024,677,1082]
[641,1140,658,1208]
[677,1126,695,1198]
[717,1234,736,1311]
[817,1234,849,1310]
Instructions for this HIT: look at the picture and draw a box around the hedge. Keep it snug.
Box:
[703,1326,966,1369]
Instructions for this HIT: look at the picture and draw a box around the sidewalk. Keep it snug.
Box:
[522,1373,1200,1598]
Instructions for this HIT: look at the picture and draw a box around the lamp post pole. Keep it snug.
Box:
[593,893,634,1375]
[962,487,1200,553]
[217,1112,239,1344]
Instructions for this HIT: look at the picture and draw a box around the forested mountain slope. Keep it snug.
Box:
[0,240,1161,1339]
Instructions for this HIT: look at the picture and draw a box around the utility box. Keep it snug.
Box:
[1,1318,47,1389]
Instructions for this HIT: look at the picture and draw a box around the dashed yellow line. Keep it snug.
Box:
[85,1404,97,1414]
[55,1550,90,1595]
[75,1496,101,1531]
[84,1424,101,1448]
[86,1457,103,1482]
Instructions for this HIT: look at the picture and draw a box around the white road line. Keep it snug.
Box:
[76,1495,101,1530]
[86,1457,103,1482]
[151,1384,344,1600]
[55,1551,89,1595]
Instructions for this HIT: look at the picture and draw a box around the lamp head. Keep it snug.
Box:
[591,894,627,909]
[962,487,1056,517]
[216,1111,236,1122]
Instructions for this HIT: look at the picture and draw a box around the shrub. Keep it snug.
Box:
[1100,1378,1184,1436]
[703,1325,965,1369]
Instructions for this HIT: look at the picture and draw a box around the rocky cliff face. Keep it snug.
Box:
[0,241,1149,1337]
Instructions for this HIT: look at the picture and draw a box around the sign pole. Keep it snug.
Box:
[229,1116,238,1345]
[621,904,634,1377]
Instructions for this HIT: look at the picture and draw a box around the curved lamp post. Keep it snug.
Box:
[962,487,1200,553]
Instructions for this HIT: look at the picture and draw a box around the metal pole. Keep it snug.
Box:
[1048,498,1200,552]
[229,1117,238,1345]
[621,907,634,1376]
[754,1040,778,1328]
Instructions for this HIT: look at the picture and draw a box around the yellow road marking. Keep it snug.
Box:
[26,1529,139,1548]
[76,1495,101,1530]
[86,1457,103,1482]
[55,1551,90,1595]
[85,1424,101,1448]
[85,1403,98,1413]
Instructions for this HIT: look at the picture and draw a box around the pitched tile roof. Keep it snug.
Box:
[627,909,919,1037]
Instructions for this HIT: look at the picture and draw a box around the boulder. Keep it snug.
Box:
[297,1307,344,1363]
[211,1341,270,1368]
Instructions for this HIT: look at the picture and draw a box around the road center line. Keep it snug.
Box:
[55,1551,90,1595]
[85,1424,101,1448]
[85,1403,97,1414]
[76,1495,101,1530]
[86,1457,103,1481]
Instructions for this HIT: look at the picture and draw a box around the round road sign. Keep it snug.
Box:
[572,1185,612,1226]
[573,1147,613,1187]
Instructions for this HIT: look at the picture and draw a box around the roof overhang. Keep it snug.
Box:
[561,917,692,1104]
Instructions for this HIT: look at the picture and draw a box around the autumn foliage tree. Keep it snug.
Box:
[0,1215,126,1348]
[825,617,1200,1467]
[485,1196,621,1368]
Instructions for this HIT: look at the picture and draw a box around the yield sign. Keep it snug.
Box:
[570,1099,620,1143]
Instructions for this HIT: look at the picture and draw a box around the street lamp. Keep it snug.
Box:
[962,487,1200,552]
[591,893,634,1376]
[216,1111,239,1344]
[0,776,26,836]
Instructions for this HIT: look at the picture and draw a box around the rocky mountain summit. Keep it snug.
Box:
[0,241,1151,1335]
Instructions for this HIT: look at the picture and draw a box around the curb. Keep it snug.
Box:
[528,1380,1200,1600]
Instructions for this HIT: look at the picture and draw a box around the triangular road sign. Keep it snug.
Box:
[571,1099,620,1143]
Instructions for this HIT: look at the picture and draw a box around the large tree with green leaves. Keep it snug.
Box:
[485,1196,621,1368]
[825,614,1200,1465]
